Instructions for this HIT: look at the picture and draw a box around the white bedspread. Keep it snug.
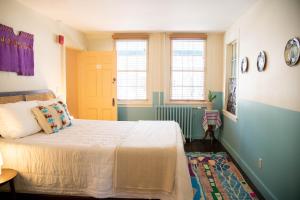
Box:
[0,119,193,200]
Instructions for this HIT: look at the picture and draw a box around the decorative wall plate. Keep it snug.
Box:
[284,37,300,67]
[257,51,266,72]
[241,57,248,73]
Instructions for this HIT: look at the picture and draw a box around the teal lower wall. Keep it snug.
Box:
[220,99,300,200]
[118,91,223,139]
[118,107,155,121]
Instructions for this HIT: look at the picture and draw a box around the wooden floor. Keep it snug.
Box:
[0,139,264,200]
[185,139,226,153]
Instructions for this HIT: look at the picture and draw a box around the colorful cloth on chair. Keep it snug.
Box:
[202,110,222,132]
[0,24,34,76]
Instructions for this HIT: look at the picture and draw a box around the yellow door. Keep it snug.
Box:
[78,51,117,120]
[66,48,81,118]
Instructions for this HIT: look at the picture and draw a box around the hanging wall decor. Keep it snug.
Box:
[241,57,248,73]
[226,78,237,115]
[284,37,300,67]
[0,24,34,76]
[257,51,266,72]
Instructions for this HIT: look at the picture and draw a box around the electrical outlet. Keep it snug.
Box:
[258,158,263,169]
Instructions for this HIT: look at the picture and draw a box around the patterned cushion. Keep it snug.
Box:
[53,101,72,128]
[32,102,72,134]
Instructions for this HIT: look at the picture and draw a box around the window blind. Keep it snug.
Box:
[171,39,205,100]
[116,40,147,100]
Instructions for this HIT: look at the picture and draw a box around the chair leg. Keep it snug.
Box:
[202,130,209,140]
[210,130,215,144]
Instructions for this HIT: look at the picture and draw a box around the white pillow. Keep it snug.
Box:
[0,101,41,139]
[37,98,62,106]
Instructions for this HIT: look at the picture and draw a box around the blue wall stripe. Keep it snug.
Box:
[220,99,300,200]
[152,91,160,106]
[159,91,164,105]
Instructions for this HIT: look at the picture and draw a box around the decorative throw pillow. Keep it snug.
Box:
[51,102,72,128]
[32,101,72,134]
[0,101,42,139]
[31,104,63,134]
[38,98,72,124]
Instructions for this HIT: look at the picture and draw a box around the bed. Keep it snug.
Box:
[0,90,193,200]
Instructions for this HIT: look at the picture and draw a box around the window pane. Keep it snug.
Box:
[192,56,204,71]
[171,39,205,100]
[226,41,238,115]
[116,40,147,100]
[192,72,205,86]
[136,72,146,87]
[231,59,237,78]
[172,56,182,70]
[172,87,183,99]
[182,72,194,86]
[171,86,204,100]
[172,72,183,86]
[232,43,237,60]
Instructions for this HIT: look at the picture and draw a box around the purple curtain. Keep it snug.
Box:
[0,24,34,76]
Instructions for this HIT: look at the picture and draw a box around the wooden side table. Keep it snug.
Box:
[0,168,17,200]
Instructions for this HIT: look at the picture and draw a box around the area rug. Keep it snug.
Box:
[186,152,258,200]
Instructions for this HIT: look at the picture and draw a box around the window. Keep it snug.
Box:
[225,41,238,116]
[171,39,205,100]
[116,40,148,100]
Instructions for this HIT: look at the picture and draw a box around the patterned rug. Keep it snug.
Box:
[186,152,258,200]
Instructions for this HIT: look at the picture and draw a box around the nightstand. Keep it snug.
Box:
[0,168,17,200]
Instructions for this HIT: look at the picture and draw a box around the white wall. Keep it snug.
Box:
[86,32,224,103]
[224,0,300,112]
[0,0,87,93]
[86,32,114,52]
[206,33,224,92]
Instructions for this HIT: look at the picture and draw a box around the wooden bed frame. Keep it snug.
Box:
[0,89,55,104]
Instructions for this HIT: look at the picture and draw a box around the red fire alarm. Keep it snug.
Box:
[58,35,64,45]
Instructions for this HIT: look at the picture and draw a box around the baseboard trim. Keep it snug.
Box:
[220,138,277,200]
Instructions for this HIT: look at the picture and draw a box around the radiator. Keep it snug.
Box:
[155,105,193,141]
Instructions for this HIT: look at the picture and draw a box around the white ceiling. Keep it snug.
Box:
[18,0,257,33]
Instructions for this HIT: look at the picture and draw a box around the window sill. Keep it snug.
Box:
[117,100,152,108]
[222,109,238,122]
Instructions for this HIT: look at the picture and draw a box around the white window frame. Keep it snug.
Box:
[115,39,151,106]
[223,40,239,122]
[167,38,207,104]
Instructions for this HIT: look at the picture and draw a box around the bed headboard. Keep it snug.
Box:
[0,90,56,104]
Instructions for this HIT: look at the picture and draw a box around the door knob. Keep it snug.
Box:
[112,98,115,107]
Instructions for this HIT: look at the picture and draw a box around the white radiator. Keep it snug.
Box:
[155,105,193,141]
